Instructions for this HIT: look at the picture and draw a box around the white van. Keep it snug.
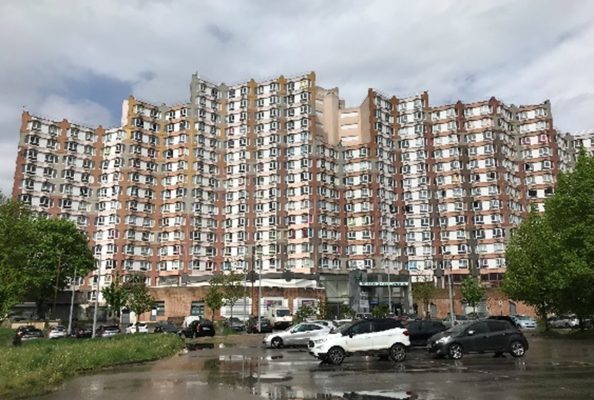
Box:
[266,306,292,329]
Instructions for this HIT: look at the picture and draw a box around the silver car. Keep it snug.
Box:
[264,322,331,348]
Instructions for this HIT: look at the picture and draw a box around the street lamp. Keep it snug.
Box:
[447,260,455,327]
[67,266,77,335]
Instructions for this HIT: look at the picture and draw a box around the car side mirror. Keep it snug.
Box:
[348,332,354,338]
[290,329,296,334]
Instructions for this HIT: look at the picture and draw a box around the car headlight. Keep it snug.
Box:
[436,336,451,345]
[312,338,327,345]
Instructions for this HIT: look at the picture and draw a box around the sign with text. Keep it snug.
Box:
[359,281,409,287]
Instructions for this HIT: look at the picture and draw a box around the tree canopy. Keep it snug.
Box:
[504,151,594,328]
[124,274,155,324]
[460,277,486,313]
[411,277,438,318]
[0,196,95,318]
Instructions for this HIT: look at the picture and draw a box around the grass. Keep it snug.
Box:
[0,331,184,399]
[0,328,14,347]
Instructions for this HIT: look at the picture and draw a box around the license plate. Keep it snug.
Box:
[202,327,210,330]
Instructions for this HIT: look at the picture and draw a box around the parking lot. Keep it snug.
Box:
[35,334,594,400]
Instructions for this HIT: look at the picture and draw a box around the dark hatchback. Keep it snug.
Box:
[16,325,44,341]
[246,317,273,333]
[406,320,447,346]
[179,319,215,338]
[154,321,179,334]
[427,319,529,360]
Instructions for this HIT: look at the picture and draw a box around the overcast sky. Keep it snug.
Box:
[1,0,594,195]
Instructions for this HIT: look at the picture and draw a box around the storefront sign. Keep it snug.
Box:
[359,281,408,287]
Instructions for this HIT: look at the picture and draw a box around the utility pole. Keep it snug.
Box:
[387,264,392,314]
[448,261,455,327]
[92,256,101,338]
[51,252,62,319]
[67,266,77,335]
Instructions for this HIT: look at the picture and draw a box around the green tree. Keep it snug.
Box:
[544,150,594,327]
[411,278,437,319]
[125,274,155,331]
[372,303,390,318]
[294,304,317,323]
[460,277,486,313]
[25,217,95,318]
[503,209,566,329]
[0,197,37,317]
[102,272,129,323]
[205,274,225,320]
[222,271,245,323]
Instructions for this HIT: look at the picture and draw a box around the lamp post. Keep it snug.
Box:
[447,260,455,327]
[256,244,263,332]
[67,266,77,335]
[387,263,392,314]
[91,255,101,338]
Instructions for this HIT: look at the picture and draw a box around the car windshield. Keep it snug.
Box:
[276,310,290,317]
[515,315,531,320]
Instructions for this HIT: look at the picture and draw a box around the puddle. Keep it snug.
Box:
[186,343,215,351]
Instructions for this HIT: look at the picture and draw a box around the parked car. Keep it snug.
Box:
[154,321,179,334]
[308,318,410,365]
[75,327,93,339]
[48,325,68,339]
[16,325,44,341]
[264,322,331,348]
[511,315,537,330]
[125,323,149,334]
[178,318,215,338]
[224,317,246,332]
[427,319,529,360]
[97,325,121,338]
[406,320,447,346]
[246,317,273,334]
[548,315,579,329]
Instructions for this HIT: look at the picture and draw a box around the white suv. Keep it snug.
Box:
[308,318,410,365]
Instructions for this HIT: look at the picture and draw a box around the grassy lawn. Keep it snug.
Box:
[0,330,184,399]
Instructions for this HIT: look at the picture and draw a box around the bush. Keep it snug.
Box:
[0,333,184,399]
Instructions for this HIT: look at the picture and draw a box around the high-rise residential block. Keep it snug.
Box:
[12,72,574,319]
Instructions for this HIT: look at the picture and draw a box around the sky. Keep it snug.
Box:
[1,0,594,195]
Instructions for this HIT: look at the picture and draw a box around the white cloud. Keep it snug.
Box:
[1,0,594,194]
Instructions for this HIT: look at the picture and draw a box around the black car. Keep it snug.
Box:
[75,327,93,338]
[154,321,178,334]
[179,319,215,338]
[406,320,447,346]
[246,317,273,333]
[16,325,44,341]
[427,319,529,360]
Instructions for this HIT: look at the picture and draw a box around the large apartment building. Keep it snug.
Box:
[12,71,574,319]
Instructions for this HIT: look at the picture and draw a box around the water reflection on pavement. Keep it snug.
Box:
[34,337,594,400]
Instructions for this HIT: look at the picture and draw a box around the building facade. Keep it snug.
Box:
[12,72,574,319]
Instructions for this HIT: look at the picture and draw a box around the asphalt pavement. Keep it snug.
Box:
[35,334,594,400]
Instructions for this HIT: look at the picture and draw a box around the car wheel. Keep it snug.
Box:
[448,343,464,360]
[389,343,407,362]
[510,341,526,358]
[271,337,283,348]
[327,346,345,365]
